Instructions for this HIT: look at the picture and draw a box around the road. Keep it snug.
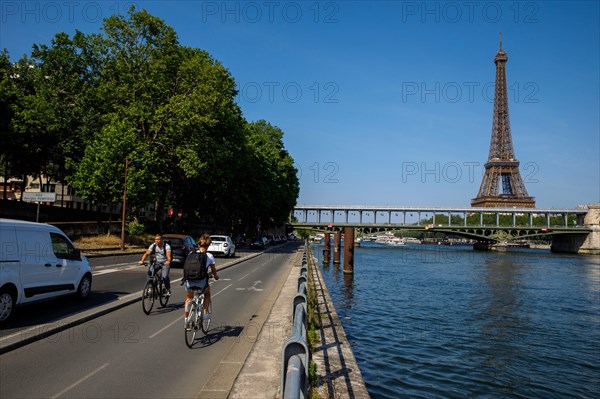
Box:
[0,243,300,399]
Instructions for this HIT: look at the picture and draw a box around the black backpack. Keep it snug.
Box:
[183,251,208,280]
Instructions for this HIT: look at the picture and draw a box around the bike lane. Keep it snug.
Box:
[0,249,266,354]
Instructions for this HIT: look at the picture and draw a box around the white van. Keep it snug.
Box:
[0,218,93,322]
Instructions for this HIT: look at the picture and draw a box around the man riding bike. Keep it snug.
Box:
[139,234,173,296]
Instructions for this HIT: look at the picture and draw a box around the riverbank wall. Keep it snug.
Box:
[308,248,371,398]
[552,203,600,255]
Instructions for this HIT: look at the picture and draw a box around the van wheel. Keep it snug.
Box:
[77,275,92,299]
[0,289,15,323]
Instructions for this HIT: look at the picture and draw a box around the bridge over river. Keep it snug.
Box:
[291,204,599,254]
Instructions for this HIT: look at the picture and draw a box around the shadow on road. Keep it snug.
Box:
[187,325,244,349]
[0,290,127,332]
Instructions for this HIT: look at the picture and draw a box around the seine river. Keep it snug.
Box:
[313,242,600,398]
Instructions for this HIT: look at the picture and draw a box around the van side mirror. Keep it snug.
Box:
[71,248,82,261]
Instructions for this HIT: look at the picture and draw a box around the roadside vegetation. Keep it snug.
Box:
[306,248,322,398]
[0,6,298,235]
[73,233,153,250]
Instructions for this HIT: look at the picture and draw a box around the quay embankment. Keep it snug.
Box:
[307,247,371,399]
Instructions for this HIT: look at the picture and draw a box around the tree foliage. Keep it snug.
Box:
[1,7,298,235]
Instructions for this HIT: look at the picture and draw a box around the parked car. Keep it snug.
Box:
[250,236,268,250]
[208,235,236,257]
[162,234,197,267]
[0,218,93,322]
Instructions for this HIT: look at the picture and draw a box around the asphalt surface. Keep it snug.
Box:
[0,242,302,399]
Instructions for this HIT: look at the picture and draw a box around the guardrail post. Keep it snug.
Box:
[283,355,306,399]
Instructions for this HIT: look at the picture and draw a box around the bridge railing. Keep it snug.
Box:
[293,205,588,229]
[281,246,310,399]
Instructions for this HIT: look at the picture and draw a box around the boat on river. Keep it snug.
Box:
[375,235,405,246]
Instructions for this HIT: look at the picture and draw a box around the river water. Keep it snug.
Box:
[313,242,600,398]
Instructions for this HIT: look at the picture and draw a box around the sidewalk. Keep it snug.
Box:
[227,247,302,398]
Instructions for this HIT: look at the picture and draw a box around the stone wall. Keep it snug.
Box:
[578,203,600,255]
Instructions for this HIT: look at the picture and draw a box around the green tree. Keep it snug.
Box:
[0,50,20,197]
[4,54,50,193]
[243,120,299,231]
[158,46,246,229]
[71,7,181,215]
[5,7,300,235]
[29,31,104,192]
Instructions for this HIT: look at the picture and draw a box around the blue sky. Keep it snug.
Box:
[2,1,599,208]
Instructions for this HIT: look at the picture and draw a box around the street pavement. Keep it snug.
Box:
[0,241,369,398]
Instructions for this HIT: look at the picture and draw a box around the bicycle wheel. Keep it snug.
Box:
[159,280,169,307]
[142,280,154,315]
[185,302,198,348]
[200,300,212,334]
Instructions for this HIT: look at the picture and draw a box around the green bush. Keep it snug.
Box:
[127,220,145,236]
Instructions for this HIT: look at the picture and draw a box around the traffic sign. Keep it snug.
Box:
[22,192,56,202]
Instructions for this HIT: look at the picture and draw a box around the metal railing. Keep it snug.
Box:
[281,245,310,399]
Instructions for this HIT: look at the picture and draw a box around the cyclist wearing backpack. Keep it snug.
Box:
[139,234,173,296]
[183,233,219,322]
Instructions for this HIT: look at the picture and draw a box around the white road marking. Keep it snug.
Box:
[50,363,110,399]
[212,284,232,297]
[93,265,141,276]
[149,317,182,339]
[236,280,263,292]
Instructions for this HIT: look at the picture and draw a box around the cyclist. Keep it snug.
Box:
[139,234,173,296]
[184,233,219,324]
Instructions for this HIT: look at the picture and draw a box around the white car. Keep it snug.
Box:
[0,219,93,322]
[208,235,236,257]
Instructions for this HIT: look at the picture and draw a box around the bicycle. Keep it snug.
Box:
[142,261,169,314]
[184,278,213,348]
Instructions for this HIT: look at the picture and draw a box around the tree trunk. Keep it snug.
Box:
[107,205,114,236]
[19,175,27,201]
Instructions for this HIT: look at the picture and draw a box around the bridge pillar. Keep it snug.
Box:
[343,227,354,274]
[323,232,331,264]
[333,231,341,264]
[474,241,493,251]
[577,203,600,255]
[551,204,600,254]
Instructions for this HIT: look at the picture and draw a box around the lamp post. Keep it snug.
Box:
[120,157,130,251]
[120,157,143,250]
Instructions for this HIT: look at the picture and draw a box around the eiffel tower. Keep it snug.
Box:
[471,34,535,208]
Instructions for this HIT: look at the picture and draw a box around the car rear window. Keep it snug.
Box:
[168,239,184,247]
[211,237,225,242]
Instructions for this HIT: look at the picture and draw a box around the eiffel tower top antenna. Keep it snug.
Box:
[499,32,502,50]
